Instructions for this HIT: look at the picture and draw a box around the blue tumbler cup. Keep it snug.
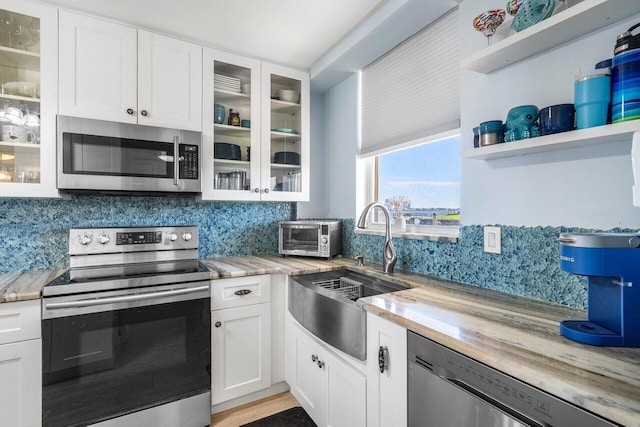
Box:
[574,71,611,129]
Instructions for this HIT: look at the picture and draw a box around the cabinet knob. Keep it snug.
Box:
[311,355,317,362]
[215,321,222,328]
[141,110,149,117]
[378,345,389,374]
[254,188,260,193]
[317,360,325,369]
[264,188,270,193]
[126,108,135,115]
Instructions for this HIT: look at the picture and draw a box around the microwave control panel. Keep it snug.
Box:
[180,145,199,179]
[319,224,330,256]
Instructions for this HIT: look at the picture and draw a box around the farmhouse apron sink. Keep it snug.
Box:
[288,269,407,360]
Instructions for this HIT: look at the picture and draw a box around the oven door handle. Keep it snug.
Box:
[44,285,210,310]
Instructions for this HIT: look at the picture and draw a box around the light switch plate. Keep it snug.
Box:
[484,226,501,254]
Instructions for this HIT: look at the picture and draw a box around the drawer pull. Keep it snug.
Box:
[234,289,252,296]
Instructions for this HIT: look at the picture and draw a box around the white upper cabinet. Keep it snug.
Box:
[58,11,137,124]
[201,48,262,201]
[261,62,309,202]
[137,30,202,130]
[0,0,58,198]
[201,51,309,202]
[59,11,202,131]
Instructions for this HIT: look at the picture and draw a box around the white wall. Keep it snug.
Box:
[298,92,329,218]
[460,0,640,228]
[321,74,360,219]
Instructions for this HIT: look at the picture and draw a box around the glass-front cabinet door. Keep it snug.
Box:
[261,63,309,202]
[201,48,261,201]
[0,0,57,197]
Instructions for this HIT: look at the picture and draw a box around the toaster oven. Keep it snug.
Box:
[279,220,342,258]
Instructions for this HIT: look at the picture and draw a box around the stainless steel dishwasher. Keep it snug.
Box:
[408,331,619,427]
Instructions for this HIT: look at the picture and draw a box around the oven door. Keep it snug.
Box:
[279,224,321,256]
[57,115,201,193]
[41,282,211,427]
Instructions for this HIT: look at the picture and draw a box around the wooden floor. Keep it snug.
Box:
[211,392,300,427]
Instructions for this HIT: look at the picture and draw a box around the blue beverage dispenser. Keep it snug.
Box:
[559,233,640,346]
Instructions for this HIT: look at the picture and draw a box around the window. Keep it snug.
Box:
[371,134,460,233]
[357,7,461,237]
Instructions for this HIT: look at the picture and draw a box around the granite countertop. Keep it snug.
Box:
[2,254,639,425]
[0,269,66,303]
[358,277,640,427]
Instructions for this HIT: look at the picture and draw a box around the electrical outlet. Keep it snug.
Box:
[484,226,501,254]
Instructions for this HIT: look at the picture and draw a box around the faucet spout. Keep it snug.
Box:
[356,202,397,274]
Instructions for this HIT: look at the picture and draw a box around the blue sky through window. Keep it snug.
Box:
[377,135,460,211]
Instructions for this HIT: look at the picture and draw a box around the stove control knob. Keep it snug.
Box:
[170,233,179,242]
[97,235,110,245]
[78,234,92,245]
[182,232,192,241]
[321,237,328,244]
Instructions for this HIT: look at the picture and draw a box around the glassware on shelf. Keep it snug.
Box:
[26,16,39,52]
[473,9,506,46]
[0,11,11,47]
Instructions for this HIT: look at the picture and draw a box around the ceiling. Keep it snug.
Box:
[38,0,386,70]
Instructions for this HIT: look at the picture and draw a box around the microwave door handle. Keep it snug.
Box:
[173,136,180,187]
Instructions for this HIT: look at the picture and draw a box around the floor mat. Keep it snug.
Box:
[240,406,317,427]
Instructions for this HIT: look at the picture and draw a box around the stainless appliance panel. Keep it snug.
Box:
[42,281,211,319]
[57,115,201,194]
[89,392,211,427]
[408,331,619,427]
[69,226,199,256]
[42,296,211,427]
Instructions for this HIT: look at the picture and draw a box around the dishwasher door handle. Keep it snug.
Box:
[444,376,544,427]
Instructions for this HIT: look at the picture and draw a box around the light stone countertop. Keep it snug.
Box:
[357,278,640,427]
[2,254,638,425]
[0,269,66,303]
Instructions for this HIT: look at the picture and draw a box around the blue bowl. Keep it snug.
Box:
[539,104,574,135]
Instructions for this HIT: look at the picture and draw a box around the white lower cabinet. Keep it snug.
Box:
[211,276,272,404]
[287,317,366,427]
[366,312,407,427]
[0,300,42,427]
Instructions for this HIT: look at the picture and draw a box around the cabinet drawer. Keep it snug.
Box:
[211,275,271,310]
[0,300,41,345]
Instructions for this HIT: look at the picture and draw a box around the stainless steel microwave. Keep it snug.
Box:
[57,115,201,194]
[279,220,342,258]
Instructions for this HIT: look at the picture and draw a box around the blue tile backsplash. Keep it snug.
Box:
[342,219,636,309]
[0,196,294,272]
[0,194,626,310]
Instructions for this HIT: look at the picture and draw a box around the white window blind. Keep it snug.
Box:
[360,7,460,158]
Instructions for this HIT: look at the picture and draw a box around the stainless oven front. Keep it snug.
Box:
[42,226,210,427]
[57,115,201,194]
[42,282,211,427]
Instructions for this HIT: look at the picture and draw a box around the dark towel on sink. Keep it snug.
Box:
[240,406,317,427]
